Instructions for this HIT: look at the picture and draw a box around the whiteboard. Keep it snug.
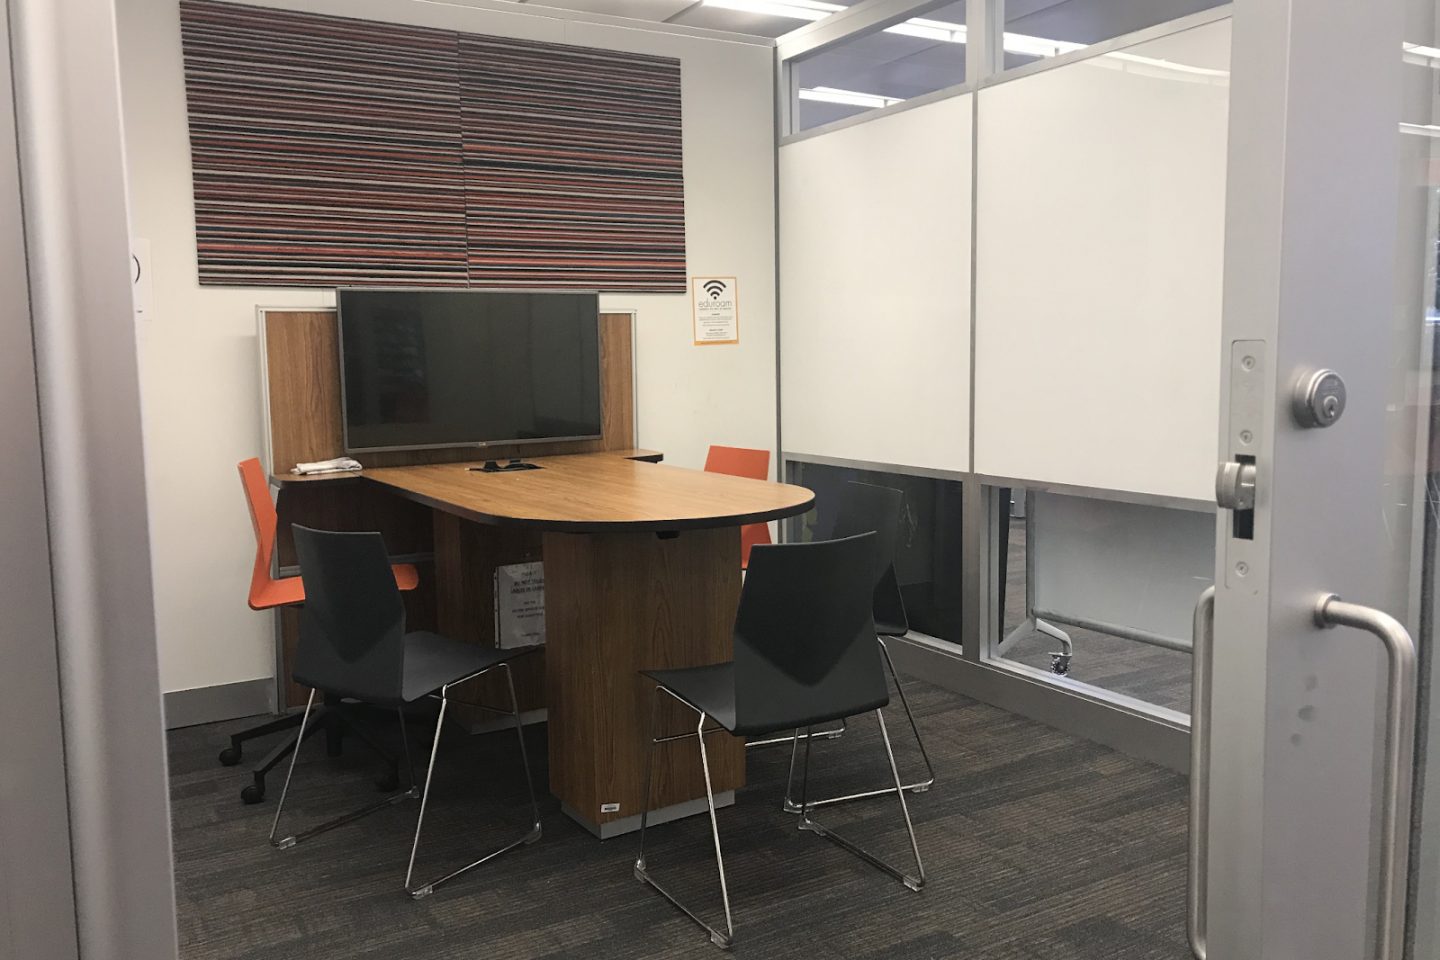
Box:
[972,19,1231,501]
[1029,491,1215,647]
[779,93,972,472]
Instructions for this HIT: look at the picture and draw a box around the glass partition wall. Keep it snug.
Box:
[777,1,1233,762]
[989,488,1212,715]
[785,459,968,646]
[792,0,968,131]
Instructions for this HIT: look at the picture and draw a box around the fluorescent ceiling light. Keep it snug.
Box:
[700,0,968,42]
[1002,31,1083,58]
[1102,50,1229,78]
[701,0,838,22]
[1400,121,1440,138]
[884,19,960,43]
[725,0,1228,80]
[798,85,905,109]
[702,0,1082,58]
[1404,42,1440,66]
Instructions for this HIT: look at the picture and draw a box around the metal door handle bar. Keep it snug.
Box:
[1188,586,1214,960]
[1313,594,1417,960]
[1191,590,1418,960]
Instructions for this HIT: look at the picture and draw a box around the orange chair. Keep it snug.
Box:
[237,457,419,609]
[220,458,420,804]
[703,445,772,569]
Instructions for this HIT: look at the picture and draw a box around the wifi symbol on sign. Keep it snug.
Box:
[703,280,727,299]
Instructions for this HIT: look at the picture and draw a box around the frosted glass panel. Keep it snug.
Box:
[972,19,1230,501]
[780,93,971,472]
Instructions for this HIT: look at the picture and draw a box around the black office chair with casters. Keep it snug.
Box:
[780,480,937,812]
[270,525,542,899]
[634,533,926,950]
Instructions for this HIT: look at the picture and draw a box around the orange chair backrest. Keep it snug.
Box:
[703,445,773,567]
[238,458,281,609]
[703,445,770,482]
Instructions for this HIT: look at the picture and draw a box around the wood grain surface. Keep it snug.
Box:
[262,308,636,473]
[543,527,746,829]
[363,453,815,533]
[431,512,546,730]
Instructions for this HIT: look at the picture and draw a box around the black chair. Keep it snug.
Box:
[269,525,542,899]
[779,480,937,812]
[634,533,926,949]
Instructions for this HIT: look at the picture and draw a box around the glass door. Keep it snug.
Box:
[1199,0,1440,957]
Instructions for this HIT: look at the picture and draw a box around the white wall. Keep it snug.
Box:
[116,0,778,695]
[779,94,973,473]
[972,19,1231,502]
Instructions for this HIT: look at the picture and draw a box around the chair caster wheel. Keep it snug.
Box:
[219,746,241,766]
[375,770,400,793]
[240,783,265,805]
[1050,653,1072,676]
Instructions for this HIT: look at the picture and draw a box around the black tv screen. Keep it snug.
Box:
[337,289,602,453]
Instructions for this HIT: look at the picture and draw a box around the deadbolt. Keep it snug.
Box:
[1292,369,1346,428]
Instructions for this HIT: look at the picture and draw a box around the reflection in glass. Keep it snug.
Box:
[996,489,1213,715]
[794,1,967,131]
[786,460,967,645]
[1003,0,1229,71]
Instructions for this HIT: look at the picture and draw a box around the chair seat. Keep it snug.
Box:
[248,562,420,611]
[249,575,306,610]
[401,632,533,703]
[876,619,907,639]
[644,660,885,738]
[644,663,738,733]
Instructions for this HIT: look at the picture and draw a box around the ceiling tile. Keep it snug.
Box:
[668,5,807,37]
[521,0,695,22]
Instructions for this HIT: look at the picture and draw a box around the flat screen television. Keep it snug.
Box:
[337,289,603,454]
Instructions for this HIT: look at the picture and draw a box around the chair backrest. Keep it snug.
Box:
[831,481,909,633]
[703,444,770,481]
[731,533,888,735]
[291,525,407,704]
[703,445,773,566]
[239,457,283,609]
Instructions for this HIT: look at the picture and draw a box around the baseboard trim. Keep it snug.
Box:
[163,678,275,730]
[887,636,1189,773]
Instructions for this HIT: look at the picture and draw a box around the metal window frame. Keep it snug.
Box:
[771,2,1239,765]
[778,452,1203,764]
[9,0,181,955]
[776,1,1233,141]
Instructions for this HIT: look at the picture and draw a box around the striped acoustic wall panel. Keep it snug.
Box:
[177,0,687,293]
[179,2,469,286]
[459,37,686,292]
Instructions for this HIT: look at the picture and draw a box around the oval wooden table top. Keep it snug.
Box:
[362,451,816,532]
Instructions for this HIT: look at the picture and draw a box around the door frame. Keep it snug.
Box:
[1205,0,1413,957]
[5,0,181,956]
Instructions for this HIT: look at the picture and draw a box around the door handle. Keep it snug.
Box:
[1314,594,1418,960]
[1192,590,1416,960]
[1192,591,1418,960]
[1188,586,1215,960]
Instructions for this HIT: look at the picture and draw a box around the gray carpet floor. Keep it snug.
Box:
[169,675,1190,960]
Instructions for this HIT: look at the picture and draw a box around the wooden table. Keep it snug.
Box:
[359,451,814,837]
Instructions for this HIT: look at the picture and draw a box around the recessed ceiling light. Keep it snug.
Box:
[798,85,905,109]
